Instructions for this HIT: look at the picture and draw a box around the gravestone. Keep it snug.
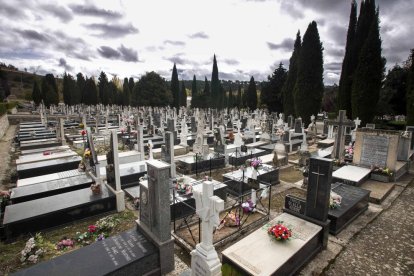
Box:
[305,157,333,222]
[353,129,399,171]
[287,115,294,128]
[213,127,225,154]
[105,130,125,212]
[137,160,175,274]
[191,181,224,276]
[294,118,302,133]
[191,116,197,133]
[406,126,414,150]
[328,110,354,161]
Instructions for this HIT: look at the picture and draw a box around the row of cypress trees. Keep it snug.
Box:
[338,0,384,124]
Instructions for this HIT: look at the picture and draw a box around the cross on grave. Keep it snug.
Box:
[191,181,224,276]
[311,167,324,208]
[354,117,361,130]
[327,110,354,161]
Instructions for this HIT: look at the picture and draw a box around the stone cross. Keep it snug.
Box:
[328,110,354,161]
[354,117,361,130]
[194,181,224,249]
[191,181,224,276]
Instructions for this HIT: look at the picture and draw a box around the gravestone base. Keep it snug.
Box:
[191,244,221,276]
[136,220,175,275]
[112,187,125,212]
[360,180,395,204]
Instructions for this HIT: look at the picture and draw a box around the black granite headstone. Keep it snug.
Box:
[294,118,302,133]
[305,157,332,222]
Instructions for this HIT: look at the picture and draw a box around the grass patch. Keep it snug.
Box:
[0,210,137,275]
[270,188,306,212]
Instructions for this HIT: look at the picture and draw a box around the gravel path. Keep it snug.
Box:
[325,180,414,275]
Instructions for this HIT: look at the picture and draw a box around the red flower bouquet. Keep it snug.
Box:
[267,221,292,241]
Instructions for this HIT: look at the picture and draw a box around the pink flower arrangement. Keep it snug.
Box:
[268,221,292,241]
[250,158,263,170]
[56,238,75,250]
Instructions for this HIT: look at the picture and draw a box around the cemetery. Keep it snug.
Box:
[0,103,412,276]
[0,1,413,275]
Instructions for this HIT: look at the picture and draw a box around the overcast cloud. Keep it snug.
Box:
[0,0,412,85]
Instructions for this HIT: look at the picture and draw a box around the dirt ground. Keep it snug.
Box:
[0,125,17,191]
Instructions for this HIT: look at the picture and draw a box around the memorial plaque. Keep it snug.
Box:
[360,135,389,167]
[284,195,306,215]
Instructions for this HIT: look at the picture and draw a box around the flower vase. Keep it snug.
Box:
[251,169,257,180]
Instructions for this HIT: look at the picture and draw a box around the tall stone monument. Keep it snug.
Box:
[137,160,175,274]
[191,181,224,276]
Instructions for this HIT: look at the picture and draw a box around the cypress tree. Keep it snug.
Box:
[282,31,301,117]
[407,50,414,125]
[42,74,59,107]
[62,73,71,105]
[294,21,324,126]
[180,80,187,107]
[128,77,134,95]
[236,84,242,108]
[76,73,86,104]
[201,77,210,109]
[261,62,287,112]
[228,86,234,109]
[338,0,357,117]
[246,76,257,110]
[171,63,180,110]
[83,77,98,105]
[191,75,198,108]
[351,5,384,125]
[98,71,109,105]
[32,79,42,105]
[211,54,220,108]
[123,77,130,106]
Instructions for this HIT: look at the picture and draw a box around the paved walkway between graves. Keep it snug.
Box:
[323,178,414,275]
[0,125,16,190]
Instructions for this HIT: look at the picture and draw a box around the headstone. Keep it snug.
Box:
[353,129,399,171]
[294,118,302,133]
[191,181,224,276]
[165,131,176,178]
[136,124,145,156]
[191,117,197,133]
[328,110,354,161]
[105,130,125,212]
[59,118,66,146]
[137,160,175,274]
[305,157,332,222]
[365,123,375,129]
[287,115,294,128]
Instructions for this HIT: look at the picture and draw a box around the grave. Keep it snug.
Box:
[176,153,225,174]
[17,169,84,187]
[15,150,78,165]
[360,180,395,204]
[3,185,116,239]
[222,164,279,196]
[353,128,408,181]
[17,155,82,179]
[332,165,371,186]
[228,148,267,166]
[328,183,370,235]
[10,174,93,204]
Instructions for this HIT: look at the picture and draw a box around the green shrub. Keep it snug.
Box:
[0,103,6,116]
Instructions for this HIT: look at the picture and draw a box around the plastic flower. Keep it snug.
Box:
[81,129,87,136]
[88,225,97,233]
[268,222,292,241]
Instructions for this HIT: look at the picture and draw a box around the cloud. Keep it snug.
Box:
[223,59,240,66]
[58,58,73,71]
[267,38,294,51]
[165,55,187,65]
[98,46,121,59]
[324,62,342,72]
[69,4,122,19]
[164,40,186,46]
[188,32,209,39]
[40,4,73,22]
[0,3,27,19]
[279,2,304,19]
[98,45,138,62]
[16,29,49,42]
[118,45,138,62]
[85,23,139,38]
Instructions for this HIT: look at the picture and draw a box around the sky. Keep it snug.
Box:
[0,0,413,85]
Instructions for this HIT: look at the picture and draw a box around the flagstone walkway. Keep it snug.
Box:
[324,179,414,275]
